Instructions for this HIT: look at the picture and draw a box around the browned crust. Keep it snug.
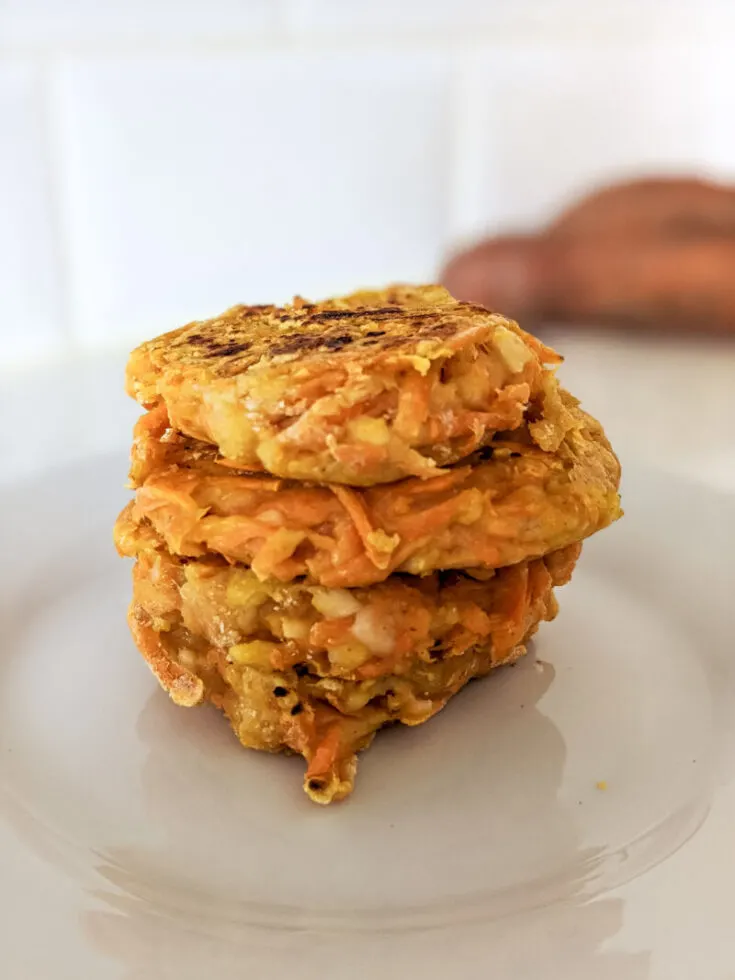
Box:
[127,605,204,707]
[124,285,565,485]
[122,542,577,803]
[127,285,521,382]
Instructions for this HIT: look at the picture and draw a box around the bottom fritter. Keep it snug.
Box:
[121,523,579,803]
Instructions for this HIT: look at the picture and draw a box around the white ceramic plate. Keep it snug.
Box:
[1,456,734,980]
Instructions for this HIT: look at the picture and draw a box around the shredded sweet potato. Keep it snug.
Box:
[119,518,580,803]
[126,285,567,485]
[127,400,619,587]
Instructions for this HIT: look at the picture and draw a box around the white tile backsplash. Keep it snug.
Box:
[52,50,451,349]
[451,42,731,243]
[0,0,275,45]
[286,0,507,33]
[699,44,735,176]
[0,60,64,368]
[1,0,735,369]
[285,0,703,37]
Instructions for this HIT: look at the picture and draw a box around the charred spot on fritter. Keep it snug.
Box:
[180,331,251,360]
[476,445,495,462]
[267,331,356,357]
[410,315,458,339]
[308,309,371,322]
[267,333,331,357]
[210,341,251,357]
[525,400,544,423]
[140,290,503,382]
[321,334,354,350]
[306,307,402,323]
[272,309,458,358]
[427,640,447,661]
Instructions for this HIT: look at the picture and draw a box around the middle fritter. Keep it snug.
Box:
[128,395,621,588]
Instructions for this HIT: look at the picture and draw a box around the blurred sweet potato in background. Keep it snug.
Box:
[442,177,735,333]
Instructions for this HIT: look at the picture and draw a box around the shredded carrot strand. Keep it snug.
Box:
[305,724,343,780]
[397,466,472,496]
[331,485,389,569]
[394,371,432,438]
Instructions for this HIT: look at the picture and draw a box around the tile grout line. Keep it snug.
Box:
[36,54,79,355]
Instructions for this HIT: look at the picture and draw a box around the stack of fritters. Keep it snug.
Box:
[115,285,621,804]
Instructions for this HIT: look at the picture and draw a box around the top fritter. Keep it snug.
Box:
[126,285,568,486]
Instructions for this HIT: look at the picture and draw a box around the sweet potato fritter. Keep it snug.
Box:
[125,285,569,486]
[125,398,620,587]
[116,508,580,683]
[120,517,579,803]
[116,282,623,804]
